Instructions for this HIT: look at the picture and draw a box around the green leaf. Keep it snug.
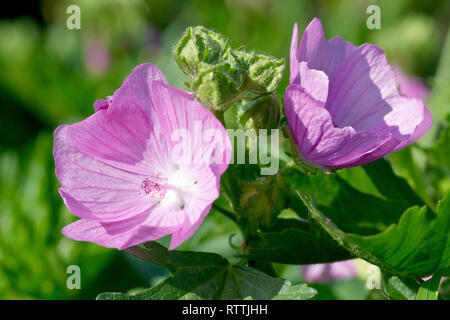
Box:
[419,119,450,202]
[362,158,424,206]
[244,218,352,264]
[417,271,445,300]
[439,277,450,299]
[97,242,317,300]
[297,191,450,279]
[422,126,450,168]
[389,147,433,206]
[261,159,438,268]
[385,276,418,300]
[246,159,424,265]
[284,160,423,236]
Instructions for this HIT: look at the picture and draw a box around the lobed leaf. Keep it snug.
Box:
[297,191,450,279]
[97,242,317,300]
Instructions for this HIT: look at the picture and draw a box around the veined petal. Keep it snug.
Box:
[62,164,220,250]
[66,64,173,176]
[150,81,232,175]
[296,62,329,103]
[66,107,163,176]
[290,23,300,84]
[298,18,356,77]
[284,84,333,159]
[285,85,390,168]
[110,63,169,114]
[169,205,211,250]
[403,105,432,147]
[325,44,398,129]
[54,125,154,222]
[62,218,177,250]
[166,164,220,249]
[342,137,401,168]
[323,43,430,145]
[375,96,428,140]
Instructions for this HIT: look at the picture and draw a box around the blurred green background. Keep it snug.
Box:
[0,0,449,299]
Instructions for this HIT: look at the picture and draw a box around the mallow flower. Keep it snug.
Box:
[394,66,429,101]
[54,63,231,250]
[285,18,432,169]
[301,260,357,283]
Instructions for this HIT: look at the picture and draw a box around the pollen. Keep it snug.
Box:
[140,171,168,199]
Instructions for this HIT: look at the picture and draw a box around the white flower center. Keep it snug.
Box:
[139,169,197,210]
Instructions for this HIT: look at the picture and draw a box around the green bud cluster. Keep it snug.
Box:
[235,51,285,98]
[174,26,285,115]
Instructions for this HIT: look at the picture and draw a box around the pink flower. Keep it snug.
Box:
[285,18,432,169]
[84,39,110,76]
[394,66,430,101]
[54,63,231,250]
[301,260,357,283]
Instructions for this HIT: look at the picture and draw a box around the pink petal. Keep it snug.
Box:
[338,137,401,168]
[404,105,432,146]
[290,23,300,84]
[149,81,232,175]
[54,125,153,222]
[301,260,357,283]
[167,164,221,249]
[169,205,212,250]
[375,96,429,142]
[66,65,172,176]
[285,85,390,168]
[297,61,329,103]
[297,18,356,77]
[62,165,219,250]
[325,44,398,130]
[62,218,177,250]
[395,66,430,100]
[93,99,110,112]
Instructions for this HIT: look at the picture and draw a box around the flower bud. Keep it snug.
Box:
[190,49,246,111]
[174,26,285,113]
[238,173,288,232]
[174,26,229,77]
[238,94,280,131]
[237,51,285,96]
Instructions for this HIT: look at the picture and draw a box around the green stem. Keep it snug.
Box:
[212,203,236,222]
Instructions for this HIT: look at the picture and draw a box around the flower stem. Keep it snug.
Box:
[212,202,236,222]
